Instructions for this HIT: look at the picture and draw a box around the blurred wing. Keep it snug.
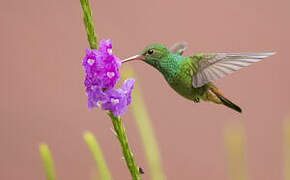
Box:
[192,52,275,88]
[169,42,187,55]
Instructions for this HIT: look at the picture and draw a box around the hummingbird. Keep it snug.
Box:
[123,42,275,113]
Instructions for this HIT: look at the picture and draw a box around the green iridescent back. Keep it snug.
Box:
[141,45,209,101]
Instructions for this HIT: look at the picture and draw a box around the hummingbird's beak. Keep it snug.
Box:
[122,55,144,63]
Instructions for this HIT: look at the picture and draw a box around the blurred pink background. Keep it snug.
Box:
[1,0,290,179]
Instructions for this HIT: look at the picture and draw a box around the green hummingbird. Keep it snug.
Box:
[123,42,275,113]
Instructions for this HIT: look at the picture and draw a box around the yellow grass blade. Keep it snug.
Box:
[224,123,248,180]
[83,132,112,180]
[39,143,56,180]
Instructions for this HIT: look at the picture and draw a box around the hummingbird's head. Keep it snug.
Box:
[122,44,170,68]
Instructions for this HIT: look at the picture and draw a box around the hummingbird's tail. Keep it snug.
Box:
[216,93,242,113]
[207,86,242,113]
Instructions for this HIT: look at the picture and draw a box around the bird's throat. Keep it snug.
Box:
[148,56,180,84]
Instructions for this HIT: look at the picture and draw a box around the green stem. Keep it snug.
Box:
[80,0,98,49]
[83,132,112,180]
[39,144,56,180]
[80,1,140,179]
[108,112,141,180]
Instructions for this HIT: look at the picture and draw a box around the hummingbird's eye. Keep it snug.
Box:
[147,49,154,55]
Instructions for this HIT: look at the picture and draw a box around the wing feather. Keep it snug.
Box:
[192,52,275,88]
[169,42,188,55]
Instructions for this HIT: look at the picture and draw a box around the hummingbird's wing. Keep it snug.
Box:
[192,52,275,88]
[169,42,187,55]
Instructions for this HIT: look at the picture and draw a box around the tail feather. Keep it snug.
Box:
[215,93,242,113]
[208,86,242,113]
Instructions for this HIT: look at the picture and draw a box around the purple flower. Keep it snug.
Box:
[85,81,108,109]
[102,79,135,116]
[82,39,121,89]
[101,89,127,116]
[82,39,135,116]
[121,78,135,105]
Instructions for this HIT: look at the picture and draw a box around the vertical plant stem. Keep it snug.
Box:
[80,0,98,49]
[121,66,165,180]
[108,112,141,180]
[83,132,112,180]
[39,143,56,180]
[80,0,140,179]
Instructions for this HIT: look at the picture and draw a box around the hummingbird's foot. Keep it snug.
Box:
[193,97,200,103]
